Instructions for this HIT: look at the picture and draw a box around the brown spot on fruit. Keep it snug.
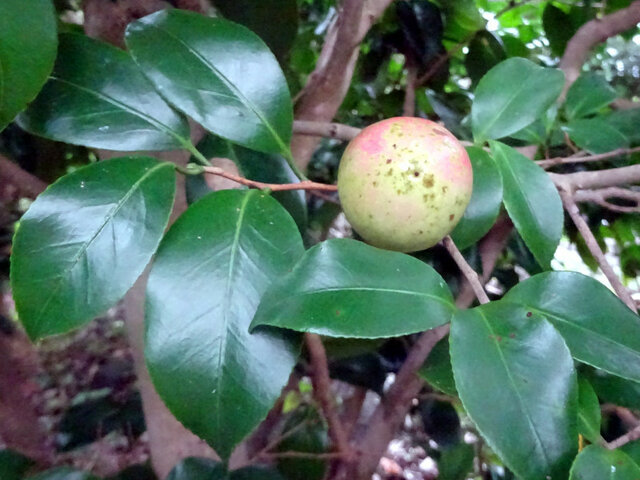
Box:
[449,214,454,221]
[413,171,420,177]
[386,158,392,164]
[423,175,434,188]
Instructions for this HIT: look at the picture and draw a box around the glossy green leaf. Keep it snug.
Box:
[0,0,57,131]
[465,31,506,86]
[214,0,298,60]
[418,336,457,396]
[146,190,304,460]
[604,108,640,144]
[504,271,640,382]
[18,34,189,151]
[195,135,307,230]
[472,58,564,142]
[490,141,562,269]
[577,377,601,444]
[450,147,503,250]
[26,468,98,480]
[251,238,455,338]
[570,446,640,479]
[563,118,629,154]
[565,73,617,120]
[543,3,574,57]
[11,157,175,340]
[586,370,640,410]
[437,442,475,480]
[0,450,32,480]
[450,301,578,480]
[126,10,293,155]
[167,458,286,480]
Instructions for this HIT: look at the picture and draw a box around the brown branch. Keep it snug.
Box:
[305,333,352,458]
[574,187,640,213]
[559,190,637,312]
[333,324,450,480]
[550,164,640,191]
[606,424,640,449]
[201,164,338,192]
[291,0,394,169]
[416,36,470,86]
[0,154,47,199]
[293,120,361,142]
[403,63,418,117]
[559,0,640,92]
[443,236,490,304]
[537,146,640,168]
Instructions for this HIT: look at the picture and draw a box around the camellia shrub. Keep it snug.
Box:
[3,1,640,480]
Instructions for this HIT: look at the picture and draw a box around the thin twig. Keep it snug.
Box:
[574,187,640,213]
[559,190,638,312]
[537,146,640,168]
[606,424,640,449]
[443,236,490,304]
[403,63,417,117]
[258,450,347,460]
[201,165,338,192]
[494,0,535,18]
[550,164,640,191]
[293,120,361,142]
[304,333,352,458]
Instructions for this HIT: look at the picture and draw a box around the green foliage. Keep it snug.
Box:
[450,301,578,480]
[490,141,563,269]
[0,0,57,131]
[11,157,175,340]
[504,272,640,382]
[569,446,640,479]
[5,1,640,477]
[145,190,304,460]
[125,10,294,157]
[450,146,503,250]
[471,58,565,142]
[0,450,32,480]
[251,238,455,338]
[18,34,190,151]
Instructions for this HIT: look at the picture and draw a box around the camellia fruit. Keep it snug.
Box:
[337,117,473,253]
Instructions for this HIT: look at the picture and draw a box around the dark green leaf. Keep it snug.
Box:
[214,0,298,61]
[471,58,564,142]
[277,410,328,480]
[569,445,640,479]
[450,147,503,250]
[418,336,457,396]
[196,135,307,231]
[126,10,293,155]
[509,119,547,144]
[251,238,455,338]
[504,271,640,382]
[26,468,98,480]
[563,118,629,154]
[18,34,189,151]
[146,190,304,459]
[465,31,506,86]
[604,108,640,144]
[0,0,57,131]
[577,377,601,444]
[621,440,640,466]
[0,450,32,480]
[450,301,578,480]
[543,3,574,57]
[490,141,563,269]
[437,442,474,480]
[11,157,175,340]
[565,73,617,120]
[167,457,286,480]
[587,370,640,410]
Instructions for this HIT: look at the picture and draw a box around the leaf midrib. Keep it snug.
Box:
[30,161,171,331]
[215,190,254,439]
[141,21,289,154]
[50,75,187,147]
[476,308,552,474]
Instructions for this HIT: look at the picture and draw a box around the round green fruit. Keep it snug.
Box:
[337,117,473,253]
